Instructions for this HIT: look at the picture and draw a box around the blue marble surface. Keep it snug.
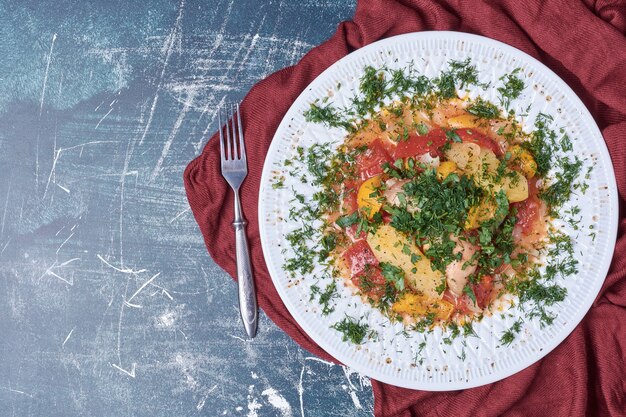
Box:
[0,0,376,415]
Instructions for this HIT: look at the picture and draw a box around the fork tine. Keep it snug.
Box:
[231,103,238,160]
[225,103,233,160]
[229,103,236,160]
[231,103,239,160]
[218,107,226,161]
[236,103,246,162]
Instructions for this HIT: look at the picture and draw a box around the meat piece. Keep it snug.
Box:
[445,235,479,297]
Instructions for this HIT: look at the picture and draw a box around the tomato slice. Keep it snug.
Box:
[380,210,392,224]
[342,240,379,276]
[512,178,541,236]
[392,128,448,160]
[442,289,473,315]
[513,196,540,235]
[341,188,358,214]
[472,275,494,309]
[456,129,502,156]
[351,266,387,299]
[356,139,393,180]
[345,223,367,241]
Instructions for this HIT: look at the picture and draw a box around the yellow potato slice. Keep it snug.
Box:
[366,224,443,300]
[431,98,467,127]
[460,148,529,203]
[430,299,455,321]
[465,198,497,229]
[444,142,481,170]
[500,171,529,202]
[392,293,429,316]
[466,149,500,176]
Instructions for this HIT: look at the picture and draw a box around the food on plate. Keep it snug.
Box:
[277,60,589,346]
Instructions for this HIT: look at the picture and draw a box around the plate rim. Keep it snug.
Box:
[257,30,619,390]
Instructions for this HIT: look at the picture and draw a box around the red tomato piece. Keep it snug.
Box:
[356,139,393,180]
[513,196,541,236]
[442,289,473,315]
[351,266,387,299]
[345,223,367,241]
[343,179,362,193]
[342,240,379,276]
[512,178,541,236]
[456,129,502,156]
[472,275,494,309]
[341,189,358,215]
[392,128,448,160]
[380,210,392,224]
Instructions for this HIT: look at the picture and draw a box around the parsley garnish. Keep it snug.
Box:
[463,284,477,305]
[336,212,359,228]
[380,262,405,291]
[445,128,462,143]
[416,122,429,135]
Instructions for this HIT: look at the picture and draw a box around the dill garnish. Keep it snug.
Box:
[512,278,567,327]
[497,68,524,110]
[467,97,500,119]
[331,316,376,344]
[304,102,352,131]
[523,113,555,176]
[499,318,523,346]
[352,66,388,117]
[310,281,338,316]
[540,157,583,215]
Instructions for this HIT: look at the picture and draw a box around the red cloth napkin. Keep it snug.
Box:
[184,1,626,415]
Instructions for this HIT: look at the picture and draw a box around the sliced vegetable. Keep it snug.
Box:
[448,146,529,203]
[342,240,379,276]
[465,198,497,229]
[355,139,393,180]
[456,128,502,156]
[392,128,448,160]
[436,161,458,180]
[509,145,537,178]
[357,175,383,218]
[366,224,443,300]
[391,293,454,320]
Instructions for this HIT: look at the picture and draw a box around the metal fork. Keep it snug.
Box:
[218,103,258,338]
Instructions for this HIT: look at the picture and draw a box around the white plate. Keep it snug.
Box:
[258,31,618,390]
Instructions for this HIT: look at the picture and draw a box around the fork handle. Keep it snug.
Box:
[234,218,258,338]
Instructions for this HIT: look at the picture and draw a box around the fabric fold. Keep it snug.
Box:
[184,1,626,415]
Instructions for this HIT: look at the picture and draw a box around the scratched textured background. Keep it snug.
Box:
[0,0,377,416]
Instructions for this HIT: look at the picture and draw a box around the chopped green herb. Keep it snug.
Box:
[336,212,360,228]
[380,262,405,291]
[310,281,338,315]
[463,284,477,305]
[467,98,500,119]
[331,316,376,344]
[497,68,524,110]
[445,129,462,143]
[416,122,429,135]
